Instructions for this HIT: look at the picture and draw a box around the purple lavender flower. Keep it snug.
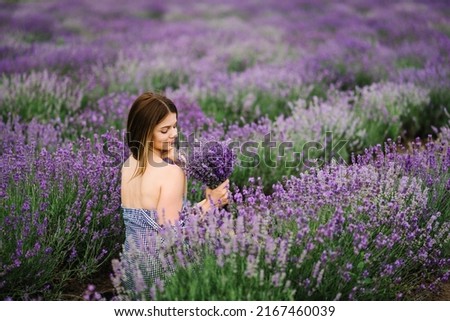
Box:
[185,139,237,189]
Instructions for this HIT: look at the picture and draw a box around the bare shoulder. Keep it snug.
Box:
[162,163,185,188]
[142,162,185,187]
[121,156,136,181]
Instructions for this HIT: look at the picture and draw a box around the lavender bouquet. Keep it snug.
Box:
[185,139,237,189]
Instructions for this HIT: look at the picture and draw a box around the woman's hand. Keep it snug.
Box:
[206,179,229,207]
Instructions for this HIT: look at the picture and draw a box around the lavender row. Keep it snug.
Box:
[0,128,125,299]
[111,128,449,300]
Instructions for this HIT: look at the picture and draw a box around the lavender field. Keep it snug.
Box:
[0,0,449,300]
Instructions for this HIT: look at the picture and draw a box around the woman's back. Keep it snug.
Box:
[121,155,186,224]
[121,155,159,210]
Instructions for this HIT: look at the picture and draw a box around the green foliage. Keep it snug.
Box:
[230,138,351,194]
[199,89,301,127]
[394,56,425,70]
[305,82,328,105]
[323,62,380,91]
[103,71,189,96]
[415,88,450,138]
[230,142,302,194]
[0,72,85,123]
[186,180,205,204]
[155,252,294,300]
[353,83,432,146]
[151,72,189,92]
[227,56,256,73]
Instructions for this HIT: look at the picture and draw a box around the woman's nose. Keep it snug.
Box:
[170,127,178,138]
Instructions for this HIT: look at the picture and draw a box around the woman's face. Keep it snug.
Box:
[151,112,178,155]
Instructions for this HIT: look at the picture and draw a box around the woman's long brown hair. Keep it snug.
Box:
[126,92,178,179]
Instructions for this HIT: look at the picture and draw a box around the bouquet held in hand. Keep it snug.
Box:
[186,139,236,189]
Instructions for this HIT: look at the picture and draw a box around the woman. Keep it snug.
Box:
[120,92,229,290]
[121,91,229,222]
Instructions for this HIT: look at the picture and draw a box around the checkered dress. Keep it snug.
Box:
[121,207,161,292]
[121,202,187,295]
[122,207,161,251]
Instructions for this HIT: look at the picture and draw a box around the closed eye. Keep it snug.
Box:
[161,124,177,134]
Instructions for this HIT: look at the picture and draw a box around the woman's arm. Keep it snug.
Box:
[197,179,230,213]
[143,164,185,225]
